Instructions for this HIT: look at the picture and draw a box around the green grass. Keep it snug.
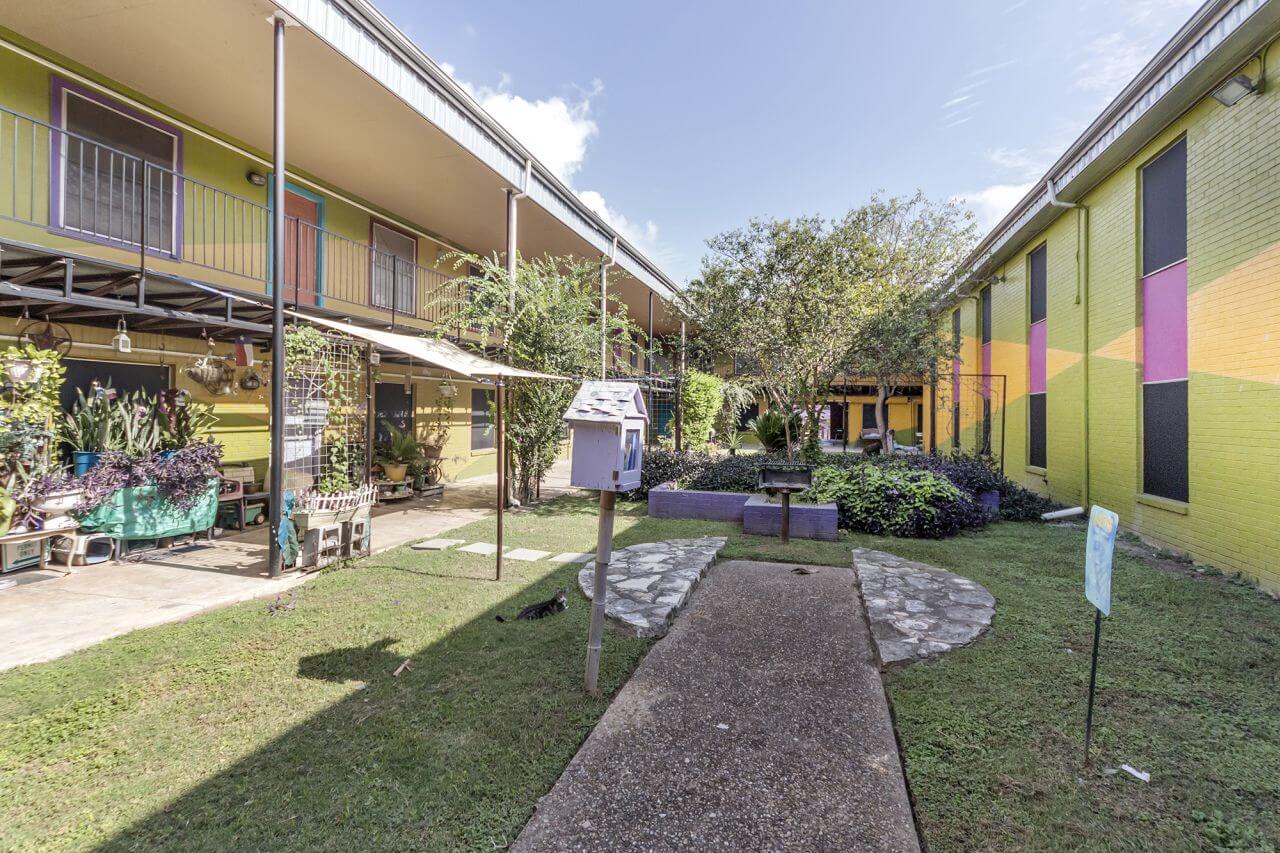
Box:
[846,524,1280,852]
[1,497,1276,851]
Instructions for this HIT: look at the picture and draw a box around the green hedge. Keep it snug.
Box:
[807,464,985,538]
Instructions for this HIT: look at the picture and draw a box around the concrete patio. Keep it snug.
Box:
[0,462,576,671]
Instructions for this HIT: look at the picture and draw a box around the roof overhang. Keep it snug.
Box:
[950,0,1279,298]
[0,0,682,335]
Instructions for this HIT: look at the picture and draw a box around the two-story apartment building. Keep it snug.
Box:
[0,0,681,489]
[942,0,1280,592]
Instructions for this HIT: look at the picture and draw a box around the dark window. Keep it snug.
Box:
[862,402,878,430]
[980,286,992,345]
[1142,381,1188,502]
[1029,244,1047,324]
[952,308,961,347]
[60,86,179,253]
[952,403,961,449]
[1140,137,1189,501]
[1029,393,1046,468]
[60,359,170,412]
[374,382,413,445]
[1141,138,1188,275]
[371,222,417,314]
[470,387,494,451]
[981,398,992,455]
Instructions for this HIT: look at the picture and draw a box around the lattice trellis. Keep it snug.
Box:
[934,372,1007,471]
[283,326,368,495]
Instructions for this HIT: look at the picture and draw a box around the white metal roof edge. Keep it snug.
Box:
[949,0,1268,297]
[273,0,681,302]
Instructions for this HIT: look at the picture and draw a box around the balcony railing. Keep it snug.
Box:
[0,105,466,328]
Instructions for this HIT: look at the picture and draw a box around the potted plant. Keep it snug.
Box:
[376,419,423,482]
[63,385,122,474]
[0,483,15,538]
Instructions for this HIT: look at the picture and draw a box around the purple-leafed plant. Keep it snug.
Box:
[74,442,224,514]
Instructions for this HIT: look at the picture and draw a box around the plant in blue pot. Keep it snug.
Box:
[62,384,122,475]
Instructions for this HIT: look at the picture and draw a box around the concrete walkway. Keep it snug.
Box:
[0,463,576,671]
[514,560,920,852]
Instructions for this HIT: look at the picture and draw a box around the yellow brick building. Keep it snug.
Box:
[943,0,1280,591]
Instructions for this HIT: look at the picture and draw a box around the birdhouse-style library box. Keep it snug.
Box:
[563,381,649,492]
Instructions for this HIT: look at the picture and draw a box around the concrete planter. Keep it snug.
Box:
[647,483,751,522]
[978,489,1000,518]
[742,495,839,541]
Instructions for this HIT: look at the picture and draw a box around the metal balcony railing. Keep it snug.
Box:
[0,105,466,328]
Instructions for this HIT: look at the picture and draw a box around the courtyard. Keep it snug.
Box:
[1,496,1276,850]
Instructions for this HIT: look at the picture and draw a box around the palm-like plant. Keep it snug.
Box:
[62,387,122,453]
[748,409,801,453]
[376,420,424,466]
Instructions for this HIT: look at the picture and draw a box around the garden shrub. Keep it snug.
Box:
[807,463,985,538]
[630,448,713,498]
[748,409,801,452]
[679,369,723,445]
[686,453,766,493]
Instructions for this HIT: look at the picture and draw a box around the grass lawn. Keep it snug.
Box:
[1,494,1277,850]
[0,496,731,851]
[849,524,1280,852]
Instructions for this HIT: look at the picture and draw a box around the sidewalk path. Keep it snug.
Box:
[514,559,920,852]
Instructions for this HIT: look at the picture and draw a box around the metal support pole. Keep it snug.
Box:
[674,320,685,451]
[137,166,148,308]
[1083,608,1103,765]
[599,259,609,380]
[585,488,616,695]
[267,16,287,579]
[506,189,518,313]
[495,378,505,582]
[365,343,375,484]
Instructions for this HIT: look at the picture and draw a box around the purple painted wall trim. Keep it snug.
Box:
[647,483,750,522]
[1142,260,1188,383]
[742,495,839,541]
[49,76,184,260]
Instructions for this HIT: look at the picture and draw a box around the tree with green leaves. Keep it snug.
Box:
[841,193,977,453]
[437,252,638,502]
[683,214,877,459]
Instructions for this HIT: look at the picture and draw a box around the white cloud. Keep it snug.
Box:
[987,146,1051,181]
[578,189,660,253]
[956,182,1035,231]
[434,62,675,269]
[942,94,972,109]
[1073,0,1202,98]
[461,77,602,183]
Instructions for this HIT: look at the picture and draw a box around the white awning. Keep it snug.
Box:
[290,311,566,381]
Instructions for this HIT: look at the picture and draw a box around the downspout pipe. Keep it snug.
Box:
[600,236,618,380]
[1046,178,1091,506]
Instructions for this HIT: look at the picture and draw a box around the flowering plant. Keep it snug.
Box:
[32,441,225,515]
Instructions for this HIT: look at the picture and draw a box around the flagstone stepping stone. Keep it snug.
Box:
[548,552,595,564]
[853,547,995,666]
[458,542,500,556]
[578,536,727,638]
[411,538,465,551]
[506,548,551,562]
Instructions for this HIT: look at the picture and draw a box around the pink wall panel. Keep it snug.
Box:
[952,359,960,402]
[1142,260,1188,383]
[981,343,992,398]
[1028,320,1047,394]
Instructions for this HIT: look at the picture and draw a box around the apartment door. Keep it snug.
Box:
[284,190,319,306]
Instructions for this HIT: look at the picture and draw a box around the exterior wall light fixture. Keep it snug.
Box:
[1211,73,1258,106]
[246,171,268,186]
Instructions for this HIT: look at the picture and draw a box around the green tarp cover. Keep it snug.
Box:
[79,480,219,540]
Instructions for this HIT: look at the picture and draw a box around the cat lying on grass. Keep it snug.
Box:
[495,588,568,622]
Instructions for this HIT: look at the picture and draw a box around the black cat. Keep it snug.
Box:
[495,589,568,622]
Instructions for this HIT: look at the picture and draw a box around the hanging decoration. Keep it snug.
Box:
[18,319,73,357]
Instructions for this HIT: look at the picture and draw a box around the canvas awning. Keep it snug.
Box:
[289,311,566,381]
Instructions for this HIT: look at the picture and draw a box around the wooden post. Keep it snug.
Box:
[495,378,505,582]
[585,488,616,695]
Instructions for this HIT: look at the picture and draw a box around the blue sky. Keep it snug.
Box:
[377,0,1202,283]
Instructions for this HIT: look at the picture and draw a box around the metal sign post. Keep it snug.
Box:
[1082,504,1118,766]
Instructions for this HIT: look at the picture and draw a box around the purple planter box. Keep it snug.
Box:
[742,495,839,541]
[648,483,751,522]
